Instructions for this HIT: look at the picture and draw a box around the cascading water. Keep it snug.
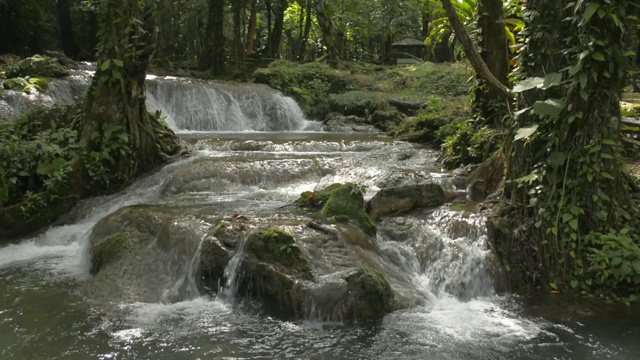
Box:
[1,71,320,132]
[1,126,638,357]
[146,76,318,132]
[217,237,248,303]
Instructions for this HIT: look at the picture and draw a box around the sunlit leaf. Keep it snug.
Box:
[583,3,600,24]
[513,77,544,93]
[514,124,539,141]
[532,99,564,117]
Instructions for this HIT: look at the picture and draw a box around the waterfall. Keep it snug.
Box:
[145,76,314,132]
[1,72,317,132]
[217,237,249,303]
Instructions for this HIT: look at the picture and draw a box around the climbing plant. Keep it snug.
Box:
[506,0,640,302]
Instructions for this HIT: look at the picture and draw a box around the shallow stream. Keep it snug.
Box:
[1,132,638,359]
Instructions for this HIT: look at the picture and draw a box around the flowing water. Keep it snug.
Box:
[1,77,640,359]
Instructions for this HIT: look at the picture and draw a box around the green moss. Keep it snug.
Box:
[320,183,377,235]
[247,227,310,272]
[3,78,32,93]
[4,55,69,78]
[211,222,229,237]
[346,269,393,321]
[27,77,51,92]
[295,183,343,208]
[93,232,129,273]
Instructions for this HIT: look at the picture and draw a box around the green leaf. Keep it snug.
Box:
[541,72,562,90]
[113,59,124,67]
[36,162,51,175]
[579,73,588,89]
[591,52,606,62]
[601,171,614,180]
[513,77,544,93]
[548,151,566,168]
[101,59,111,71]
[532,99,564,117]
[570,279,579,289]
[569,219,578,231]
[515,106,532,117]
[562,213,573,223]
[112,71,122,80]
[514,124,539,141]
[50,158,67,171]
[583,3,600,24]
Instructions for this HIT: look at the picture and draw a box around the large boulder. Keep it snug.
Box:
[207,220,401,322]
[367,183,456,220]
[86,199,419,322]
[85,205,208,304]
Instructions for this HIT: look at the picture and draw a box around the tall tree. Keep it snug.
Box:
[266,0,288,57]
[57,0,79,58]
[245,0,259,55]
[474,0,509,124]
[232,0,244,68]
[200,0,225,75]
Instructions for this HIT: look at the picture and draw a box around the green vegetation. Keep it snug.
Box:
[346,269,394,321]
[3,55,69,79]
[297,183,376,235]
[2,78,32,93]
[92,231,129,273]
[0,106,77,211]
[247,227,309,273]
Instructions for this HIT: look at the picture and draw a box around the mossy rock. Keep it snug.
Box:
[3,78,31,93]
[92,231,130,273]
[246,227,310,273]
[297,183,377,234]
[210,219,252,248]
[27,77,51,92]
[4,55,69,79]
[328,91,388,117]
[295,183,343,208]
[370,109,405,132]
[395,96,470,143]
[346,269,394,321]
[316,183,377,234]
[239,261,302,318]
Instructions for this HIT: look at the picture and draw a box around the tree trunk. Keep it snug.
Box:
[80,0,180,190]
[298,0,313,61]
[246,0,258,55]
[57,0,79,58]
[232,0,244,69]
[316,0,338,62]
[474,0,510,124]
[439,0,511,98]
[267,0,287,58]
[200,0,225,76]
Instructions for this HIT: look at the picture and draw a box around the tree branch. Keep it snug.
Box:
[439,0,512,99]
